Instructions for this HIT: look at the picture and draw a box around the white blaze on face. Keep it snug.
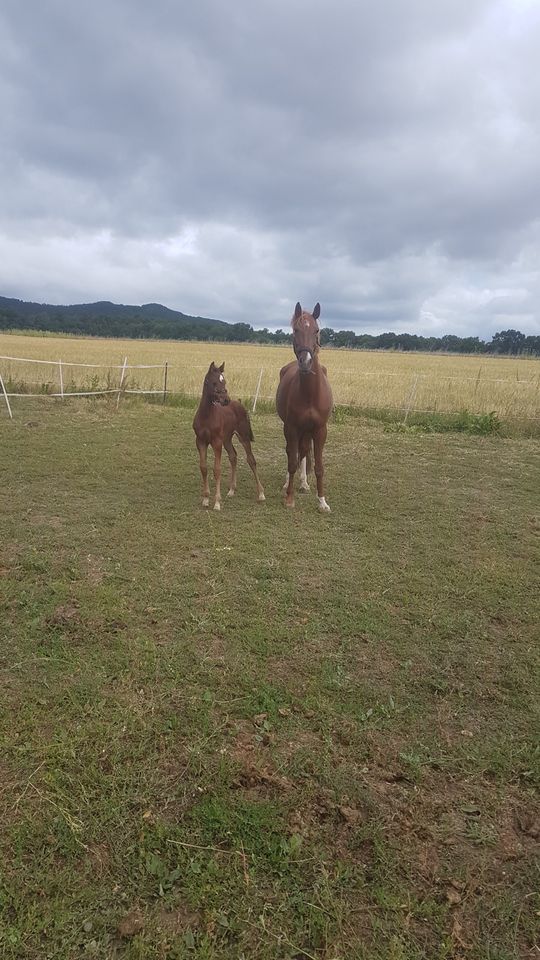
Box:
[219,374,224,381]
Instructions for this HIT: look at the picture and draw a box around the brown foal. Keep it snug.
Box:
[276,303,333,511]
[193,362,265,511]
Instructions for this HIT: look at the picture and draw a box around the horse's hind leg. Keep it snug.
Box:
[298,436,311,493]
[237,436,265,502]
[223,438,238,497]
[196,438,210,507]
[298,458,309,491]
[313,425,330,512]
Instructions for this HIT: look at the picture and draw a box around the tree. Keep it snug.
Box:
[490,329,526,354]
[319,327,335,346]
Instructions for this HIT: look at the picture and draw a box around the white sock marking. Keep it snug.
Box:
[318,497,331,512]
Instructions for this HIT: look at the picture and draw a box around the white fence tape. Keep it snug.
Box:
[1,353,539,421]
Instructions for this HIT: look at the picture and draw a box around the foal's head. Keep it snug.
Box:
[204,362,230,405]
[291,302,321,374]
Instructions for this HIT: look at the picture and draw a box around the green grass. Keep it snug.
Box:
[1,399,539,959]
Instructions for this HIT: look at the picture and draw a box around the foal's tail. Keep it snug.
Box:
[232,401,254,443]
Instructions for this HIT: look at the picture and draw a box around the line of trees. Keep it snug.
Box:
[0,297,538,355]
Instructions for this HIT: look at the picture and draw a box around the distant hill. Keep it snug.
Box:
[0,295,232,341]
[0,295,538,354]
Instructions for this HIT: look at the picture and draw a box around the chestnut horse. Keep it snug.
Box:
[276,302,333,512]
[193,362,265,511]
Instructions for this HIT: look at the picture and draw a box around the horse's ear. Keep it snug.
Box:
[219,362,225,372]
[294,302,302,320]
[312,303,321,321]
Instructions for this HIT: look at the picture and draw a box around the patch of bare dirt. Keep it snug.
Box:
[46,602,81,628]
[116,909,145,939]
[155,902,201,935]
[232,761,293,797]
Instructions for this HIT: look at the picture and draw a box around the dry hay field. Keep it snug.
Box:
[1,331,539,422]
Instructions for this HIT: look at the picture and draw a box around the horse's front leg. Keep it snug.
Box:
[211,440,223,511]
[284,429,299,508]
[197,438,210,507]
[313,425,330,512]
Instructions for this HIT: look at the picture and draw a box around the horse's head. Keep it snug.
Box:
[204,361,230,405]
[291,302,321,374]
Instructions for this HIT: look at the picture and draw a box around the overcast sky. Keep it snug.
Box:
[1,0,539,336]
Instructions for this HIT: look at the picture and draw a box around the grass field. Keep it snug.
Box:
[1,399,539,959]
[1,331,540,422]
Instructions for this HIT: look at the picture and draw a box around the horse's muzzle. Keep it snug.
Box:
[297,350,313,374]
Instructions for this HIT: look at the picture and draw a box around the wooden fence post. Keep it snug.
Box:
[0,371,13,419]
[403,375,419,424]
[116,356,128,410]
[252,367,264,413]
[163,362,168,404]
[58,360,64,398]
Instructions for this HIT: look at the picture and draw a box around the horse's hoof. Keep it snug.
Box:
[299,483,310,493]
[258,491,266,502]
[318,498,331,513]
[213,502,221,511]
[285,499,295,509]
[227,489,235,498]
[202,498,210,508]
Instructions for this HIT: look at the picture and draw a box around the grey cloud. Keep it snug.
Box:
[0,0,539,335]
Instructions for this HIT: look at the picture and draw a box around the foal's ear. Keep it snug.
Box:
[294,302,302,320]
[219,362,225,372]
[312,302,321,321]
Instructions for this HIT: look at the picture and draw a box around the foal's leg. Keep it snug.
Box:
[223,438,238,497]
[313,425,330,512]
[211,440,223,511]
[284,429,299,508]
[237,436,266,502]
[196,438,210,507]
